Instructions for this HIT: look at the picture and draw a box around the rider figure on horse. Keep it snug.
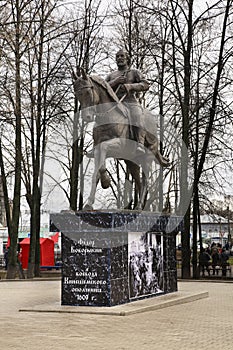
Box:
[105,49,150,154]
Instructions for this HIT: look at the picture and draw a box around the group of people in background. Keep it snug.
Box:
[3,246,22,271]
[199,242,230,277]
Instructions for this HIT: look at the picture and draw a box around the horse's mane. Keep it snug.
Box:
[90,75,119,102]
[90,75,128,117]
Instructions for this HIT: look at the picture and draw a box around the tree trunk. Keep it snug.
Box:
[27,202,36,278]
[180,0,193,279]
[192,190,198,278]
[70,106,79,211]
[6,0,22,278]
[181,206,191,279]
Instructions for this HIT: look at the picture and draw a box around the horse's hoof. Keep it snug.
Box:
[101,180,110,189]
[83,204,93,211]
[134,204,143,211]
[100,173,111,189]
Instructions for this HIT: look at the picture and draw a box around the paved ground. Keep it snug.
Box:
[0,279,232,350]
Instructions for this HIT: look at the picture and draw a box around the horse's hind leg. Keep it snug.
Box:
[138,172,148,210]
[134,162,149,210]
[125,160,141,209]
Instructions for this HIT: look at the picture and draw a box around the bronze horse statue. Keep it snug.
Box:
[72,68,169,210]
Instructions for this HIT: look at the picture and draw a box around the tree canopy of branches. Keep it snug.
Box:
[105,0,233,278]
[0,0,233,280]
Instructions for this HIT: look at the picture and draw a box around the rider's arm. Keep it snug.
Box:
[106,73,126,89]
[124,69,150,93]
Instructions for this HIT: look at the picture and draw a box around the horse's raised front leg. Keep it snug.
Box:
[99,167,111,189]
[98,141,111,189]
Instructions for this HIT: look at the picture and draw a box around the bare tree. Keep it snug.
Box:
[0,0,78,278]
[109,0,233,279]
[44,0,108,211]
[191,0,233,277]
[0,0,39,279]
[21,0,81,277]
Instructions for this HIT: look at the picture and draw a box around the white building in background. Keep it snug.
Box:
[0,209,51,257]
[0,226,8,256]
[190,214,232,246]
[18,209,50,239]
[176,213,232,249]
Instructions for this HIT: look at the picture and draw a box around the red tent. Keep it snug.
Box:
[51,232,59,243]
[6,236,10,248]
[20,238,54,269]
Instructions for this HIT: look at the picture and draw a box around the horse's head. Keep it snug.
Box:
[72,67,99,122]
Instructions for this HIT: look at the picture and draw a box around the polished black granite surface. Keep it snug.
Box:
[50,211,183,307]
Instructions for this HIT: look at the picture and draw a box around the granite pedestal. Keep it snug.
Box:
[50,211,183,307]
